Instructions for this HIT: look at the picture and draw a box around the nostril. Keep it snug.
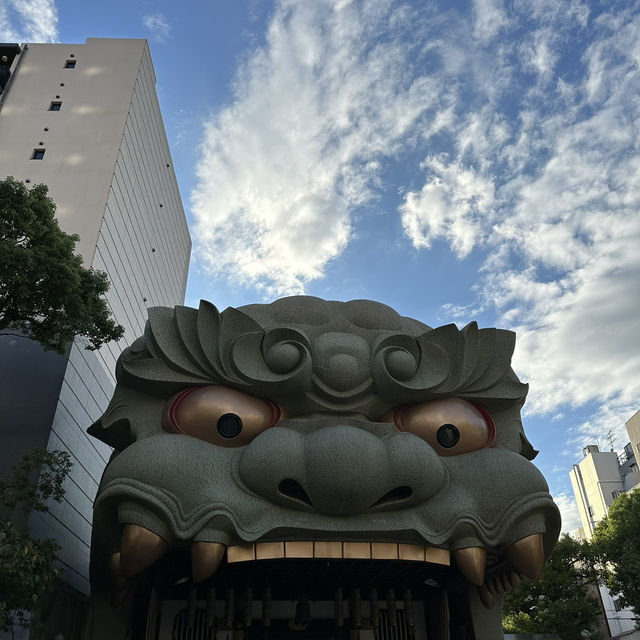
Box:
[371,486,413,508]
[278,479,314,508]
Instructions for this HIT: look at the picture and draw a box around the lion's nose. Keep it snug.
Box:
[239,425,445,516]
[302,426,390,515]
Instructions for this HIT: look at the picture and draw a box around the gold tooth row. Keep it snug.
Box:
[227,541,450,566]
[112,524,544,605]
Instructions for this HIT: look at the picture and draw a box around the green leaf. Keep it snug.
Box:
[0,449,71,630]
[0,176,124,353]
[502,535,604,638]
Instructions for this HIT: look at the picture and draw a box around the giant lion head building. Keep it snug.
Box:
[86,296,560,640]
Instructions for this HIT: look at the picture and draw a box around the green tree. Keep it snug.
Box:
[0,449,72,631]
[0,176,124,353]
[592,490,640,619]
[503,534,603,638]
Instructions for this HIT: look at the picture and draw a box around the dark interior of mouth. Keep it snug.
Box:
[144,548,485,635]
[152,552,457,600]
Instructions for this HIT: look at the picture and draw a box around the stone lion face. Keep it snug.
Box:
[89,297,560,638]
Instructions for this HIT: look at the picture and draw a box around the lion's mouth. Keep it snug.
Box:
[110,525,538,616]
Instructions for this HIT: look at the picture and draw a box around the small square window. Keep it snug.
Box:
[32,149,45,160]
[64,60,76,69]
[49,101,62,111]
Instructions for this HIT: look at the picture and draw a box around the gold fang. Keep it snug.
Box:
[453,547,486,585]
[191,541,225,582]
[119,524,168,577]
[505,533,545,580]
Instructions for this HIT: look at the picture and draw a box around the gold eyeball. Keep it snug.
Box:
[162,385,280,447]
[383,398,495,456]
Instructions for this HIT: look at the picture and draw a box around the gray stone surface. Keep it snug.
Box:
[86,296,561,639]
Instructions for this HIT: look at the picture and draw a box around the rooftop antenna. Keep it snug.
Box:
[606,429,615,452]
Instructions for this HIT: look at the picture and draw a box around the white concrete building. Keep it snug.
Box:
[569,442,640,639]
[0,38,191,629]
[626,410,640,465]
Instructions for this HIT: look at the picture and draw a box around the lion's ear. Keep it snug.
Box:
[519,432,539,460]
[87,387,165,449]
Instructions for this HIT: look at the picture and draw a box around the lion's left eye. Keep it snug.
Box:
[383,398,495,456]
[162,385,280,447]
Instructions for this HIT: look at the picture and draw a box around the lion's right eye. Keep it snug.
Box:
[381,397,495,457]
[162,385,280,447]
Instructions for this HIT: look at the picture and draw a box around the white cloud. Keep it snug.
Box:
[0,0,58,43]
[494,14,640,421]
[400,155,495,258]
[472,0,509,42]
[191,0,638,453]
[553,492,582,535]
[191,0,456,295]
[569,403,638,456]
[519,27,559,80]
[142,13,171,43]
[400,3,640,429]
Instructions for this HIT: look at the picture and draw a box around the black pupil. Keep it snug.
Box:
[436,423,460,448]
[217,413,243,439]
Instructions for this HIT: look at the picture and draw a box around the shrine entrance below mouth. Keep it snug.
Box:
[157,599,434,640]
[142,549,475,640]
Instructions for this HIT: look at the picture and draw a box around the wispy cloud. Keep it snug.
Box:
[400,2,640,429]
[400,154,495,258]
[0,0,58,43]
[142,13,171,43]
[191,0,638,443]
[191,0,457,295]
[554,492,582,535]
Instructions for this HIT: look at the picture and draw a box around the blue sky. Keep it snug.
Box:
[3,0,640,534]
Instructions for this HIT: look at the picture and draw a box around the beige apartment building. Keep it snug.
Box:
[0,38,191,632]
[569,433,640,640]
[626,410,640,464]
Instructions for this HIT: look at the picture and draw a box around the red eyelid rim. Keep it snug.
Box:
[166,386,281,434]
[392,400,496,449]
[393,405,409,432]
[469,401,496,448]
[167,386,198,434]
[265,399,281,427]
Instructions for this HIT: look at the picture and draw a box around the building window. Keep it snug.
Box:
[31,149,45,160]
[614,598,623,612]
[64,60,76,69]
[612,489,623,499]
[49,101,62,111]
